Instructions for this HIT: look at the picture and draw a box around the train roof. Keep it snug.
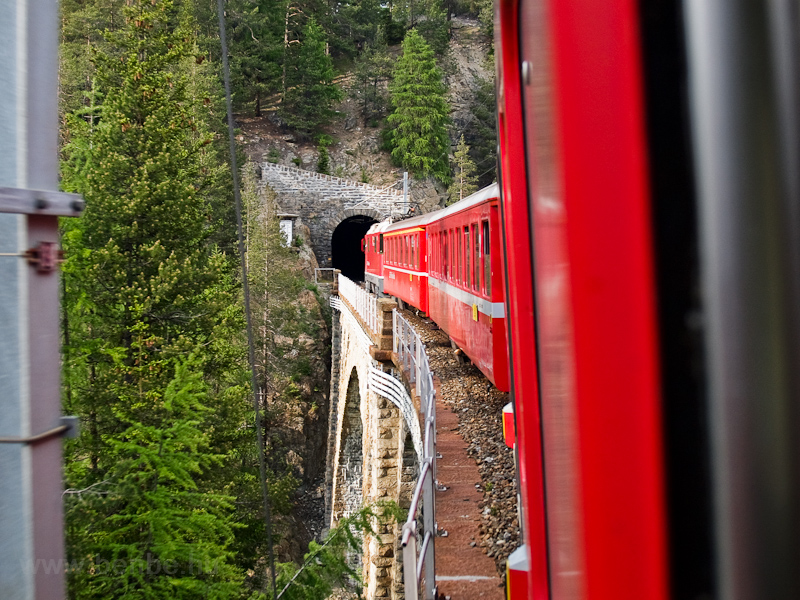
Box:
[366,219,393,235]
[383,183,499,233]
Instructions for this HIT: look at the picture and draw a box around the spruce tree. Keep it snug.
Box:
[448,135,478,204]
[60,1,250,596]
[350,37,392,127]
[466,75,497,188]
[387,29,451,182]
[226,0,285,116]
[280,17,342,139]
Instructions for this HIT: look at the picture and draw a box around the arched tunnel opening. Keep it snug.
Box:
[331,216,377,282]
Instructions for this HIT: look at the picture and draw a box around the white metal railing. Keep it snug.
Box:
[330,295,372,352]
[369,367,422,460]
[394,310,437,600]
[337,274,379,335]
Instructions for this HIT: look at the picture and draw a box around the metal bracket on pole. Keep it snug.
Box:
[0,416,80,444]
[0,187,84,216]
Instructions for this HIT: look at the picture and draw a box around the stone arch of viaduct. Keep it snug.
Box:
[325,298,419,600]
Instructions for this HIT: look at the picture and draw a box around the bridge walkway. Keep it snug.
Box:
[333,275,503,599]
[395,311,504,600]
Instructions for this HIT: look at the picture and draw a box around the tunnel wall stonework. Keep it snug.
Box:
[326,298,414,600]
[260,162,402,266]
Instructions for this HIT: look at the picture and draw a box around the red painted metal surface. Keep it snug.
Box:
[426,193,509,391]
[505,0,669,598]
[364,221,389,281]
[494,0,550,594]
[383,225,429,313]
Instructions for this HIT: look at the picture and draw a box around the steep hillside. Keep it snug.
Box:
[237,17,494,214]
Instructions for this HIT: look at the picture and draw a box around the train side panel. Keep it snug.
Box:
[383,227,429,313]
[499,0,670,598]
[494,0,549,595]
[427,196,509,391]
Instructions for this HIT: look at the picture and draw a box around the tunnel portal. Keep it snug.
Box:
[331,216,377,282]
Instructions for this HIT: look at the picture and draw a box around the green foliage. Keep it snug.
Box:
[465,75,497,187]
[477,0,494,38]
[274,502,403,600]
[60,2,256,596]
[415,1,450,55]
[66,356,245,599]
[225,0,285,116]
[447,135,478,204]
[350,37,393,127]
[381,11,407,45]
[387,29,451,182]
[280,17,343,139]
[316,143,331,174]
[328,0,385,58]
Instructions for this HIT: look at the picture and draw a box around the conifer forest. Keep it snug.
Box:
[57,0,496,597]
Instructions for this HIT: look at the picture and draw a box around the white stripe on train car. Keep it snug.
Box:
[385,265,427,277]
[428,276,505,319]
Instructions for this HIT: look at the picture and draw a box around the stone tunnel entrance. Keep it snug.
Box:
[332,216,377,282]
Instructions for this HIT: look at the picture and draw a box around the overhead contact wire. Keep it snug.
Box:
[215,2,278,597]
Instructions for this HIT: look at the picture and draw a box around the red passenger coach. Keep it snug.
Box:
[382,215,431,313]
[364,220,390,294]
[497,0,668,598]
[426,185,509,392]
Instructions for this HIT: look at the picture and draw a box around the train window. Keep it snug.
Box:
[411,235,416,269]
[472,224,479,291]
[442,231,450,279]
[451,230,455,279]
[438,232,442,276]
[482,220,490,294]
[454,229,460,284]
[464,227,470,288]
[433,233,437,275]
[379,234,384,254]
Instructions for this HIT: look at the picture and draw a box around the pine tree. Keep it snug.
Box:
[465,75,497,188]
[226,0,285,116]
[350,37,392,127]
[60,1,250,596]
[67,357,245,599]
[317,143,331,174]
[280,17,343,139]
[387,29,451,182]
[448,135,478,204]
[415,0,450,55]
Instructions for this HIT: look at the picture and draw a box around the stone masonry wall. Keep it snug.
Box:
[326,295,421,600]
[260,163,406,266]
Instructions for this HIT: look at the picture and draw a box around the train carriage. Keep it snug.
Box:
[382,215,433,313]
[364,220,391,295]
[426,185,509,392]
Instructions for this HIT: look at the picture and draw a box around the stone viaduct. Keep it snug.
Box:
[259,164,444,598]
[323,278,423,600]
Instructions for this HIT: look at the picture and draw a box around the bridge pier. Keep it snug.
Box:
[326,290,417,600]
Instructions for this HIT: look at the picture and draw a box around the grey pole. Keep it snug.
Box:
[0,1,79,599]
[403,171,409,215]
[684,1,800,598]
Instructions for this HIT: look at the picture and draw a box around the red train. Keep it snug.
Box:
[495,0,800,599]
[364,185,509,391]
[364,1,800,597]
